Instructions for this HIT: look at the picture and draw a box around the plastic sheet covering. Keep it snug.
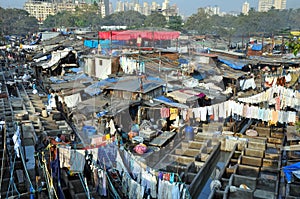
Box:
[84,40,125,48]
[64,93,82,108]
[154,96,189,109]
[84,78,116,96]
[218,58,245,70]
[41,48,71,69]
[98,30,180,41]
[49,77,67,84]
[251,44,263,51]
[283,162,300,183]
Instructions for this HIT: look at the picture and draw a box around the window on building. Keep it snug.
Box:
[99,60,103,66]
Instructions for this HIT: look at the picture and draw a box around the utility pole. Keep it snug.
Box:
[158,50,161,73]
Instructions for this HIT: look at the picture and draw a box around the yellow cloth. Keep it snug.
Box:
[169,108,178,120]
[269,110,278,126]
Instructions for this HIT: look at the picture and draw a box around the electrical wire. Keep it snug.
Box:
[6,154,21,199]
[18,145,36,193]
[79,173,90,199]
[39,151,59,199]
[0,124,7,194]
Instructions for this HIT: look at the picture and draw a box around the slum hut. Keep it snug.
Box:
[82,54,123,79]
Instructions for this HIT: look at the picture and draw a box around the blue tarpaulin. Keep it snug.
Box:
[178,58,189,65]
[219,58,245,70]
[84,78,117,96]
[84,40,125,49]
[147,76,164,83]
[96,110,108,118]
[251,44,263,51]
[154,96,189,109]
[192,71,205,80]
[69,68,82,73]
[283,162,300,183]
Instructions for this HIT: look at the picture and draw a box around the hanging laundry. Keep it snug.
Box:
[12,126,21,158]
[275,96,281,111]
[213,104,219,121]
[200,107,207,121]
[269,109,279,125]
[169,108,178,120]
[181,109,187,121]
[160,107,170,118]
[239,78,256,90]
[172,184,181,199]
[109,119,116,135]
[218,103,225,118]
[69,149,85,172]
[192,107,201,119]
[59,147,71,168]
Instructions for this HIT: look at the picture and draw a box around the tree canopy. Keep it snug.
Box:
[0,8,38,35]
[183,8,300,37]
[2,5,300,39]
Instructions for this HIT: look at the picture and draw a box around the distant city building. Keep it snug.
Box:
[151,1,159,11]
[56,2,76,12]
[204,6,220,16]
[116,0,125,12]
[24,0,179,23]
[109,2,113,15]
[24,1,56,23]
[258,0,273,12]
[242,1,250,15]
[273,0,287,10]
[24,0,108,23]
[99,0,109,17]
[162,0,169,11]
[258,0,287,11]
[141,2,151,16]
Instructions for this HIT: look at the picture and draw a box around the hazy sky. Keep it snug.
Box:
[1,0,300,16]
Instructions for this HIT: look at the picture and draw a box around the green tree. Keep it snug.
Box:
[184,8,211,34]
[167,16,183,31]
[103,10,146,28]
[144,12,167,28]
[0,8,38,35]
[287,35,300,55]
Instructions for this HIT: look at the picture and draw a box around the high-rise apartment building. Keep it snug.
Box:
[273,0,287,10]
[24,0,108,23]
[162,0,169,11]
[24,1,56,23]
[258,0,273,12]
[142,2,151,16]
[151,2,159,11]
[99,0,109,17]
[116,0,125,12]
[204,6,220,16]
[242,1,250,15]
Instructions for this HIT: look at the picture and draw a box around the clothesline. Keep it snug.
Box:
[117,148,191,199]
[238,85,300,111]
[183,100,297,125]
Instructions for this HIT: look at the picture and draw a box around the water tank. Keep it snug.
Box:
[185,126,194,141]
